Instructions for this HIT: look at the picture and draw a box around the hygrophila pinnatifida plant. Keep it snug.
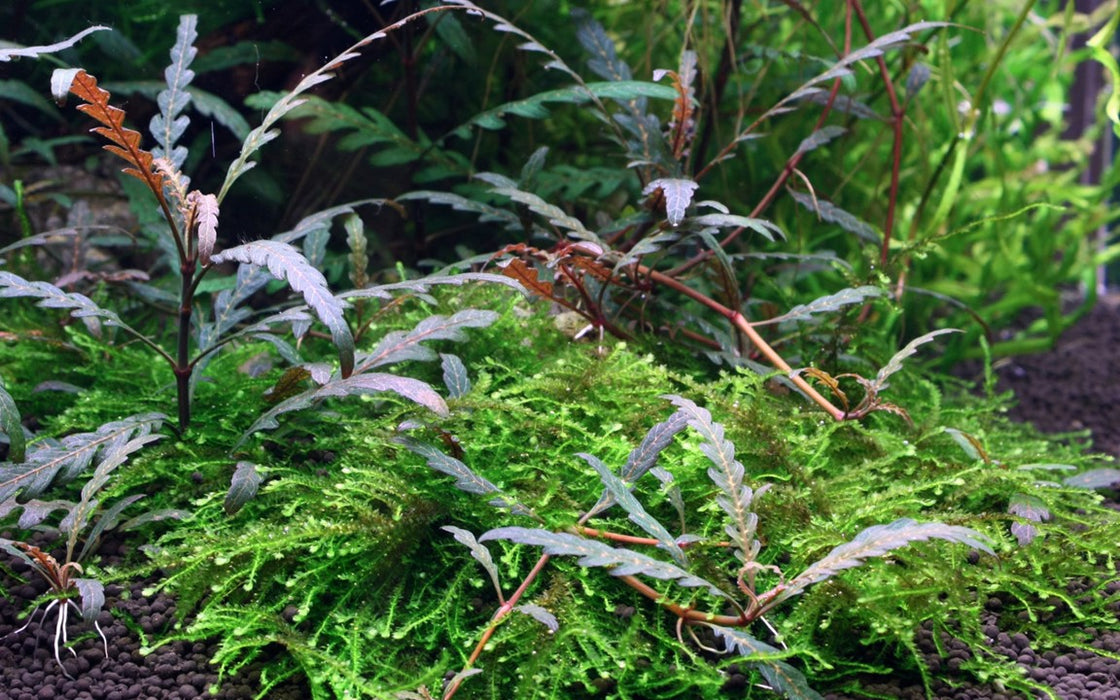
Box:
[0,12,523,433]
[0,11,524,673]
[401,394,994,699]
[276,2,1116,368]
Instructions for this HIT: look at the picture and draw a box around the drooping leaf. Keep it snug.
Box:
[0,270,141,337]
[210,240,354,378]
[242,373,448,445]
[399,437,529,515]
[580,453,687,567]
[189,191,219,265]
[783,22,949,106]
[77,493,146,562]
[802,92,882,120]
[0,413,165,505]
[873,328,960,391]
[0,499,70,529]
[795,125,847,156]
[442,526,503,600]
[341,272,527,306]
[707,625,825,700]
[1,26,109,63]
[440,353,471,399]
[0,382,25,463]
[514,604,559,632]
[451,81,676,138]
[782,518,993,604]
[397,191,523,232]
[73,577,106,623]
[788,190,881,243]
[219,3,473,201]
[200,200,387,352]
[490,186,596,240]
[356,309,497,373]
[224,461,262,516]
[689,214,784,241]
[755,286,884,326]
[1064,468,1120,490]
[480,527,729,598]
[643,178,698,226]
[664,395,759,563]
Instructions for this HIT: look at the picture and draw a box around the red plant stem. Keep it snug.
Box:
[641,265,846,420]
[618,574,746,626]
[849,0,905,268]
[668,18,851,278]
[575,526,732,549]
[175,257,195,430]
[443,553,551,700]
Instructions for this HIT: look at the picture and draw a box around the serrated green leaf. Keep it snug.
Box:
[708,625,825,700]
[357,309,498,372]
[788,190,881,243]
[757,286,884,327]
[453,81,677,137]
[399,438,530,515]
[663,395,759,563]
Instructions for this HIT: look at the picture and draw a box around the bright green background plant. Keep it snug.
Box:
[2,1,1119,699]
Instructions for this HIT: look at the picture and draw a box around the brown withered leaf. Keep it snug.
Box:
[66,70,167,200]
[499,258,554,299]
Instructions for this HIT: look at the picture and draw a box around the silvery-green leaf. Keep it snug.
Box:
[481,527,728,598]
[440,353,471,399]
[210,240,354,378]
[0,382,25,463]
[643,178,698,226]
[224,461,261,516]
[443,525,503,599]
[580,453,687,567]
[874,328,961,391]
[514,603,558,632]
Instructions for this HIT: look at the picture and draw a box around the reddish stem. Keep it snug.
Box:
[443,553,551,700]
[848,0,905,268]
